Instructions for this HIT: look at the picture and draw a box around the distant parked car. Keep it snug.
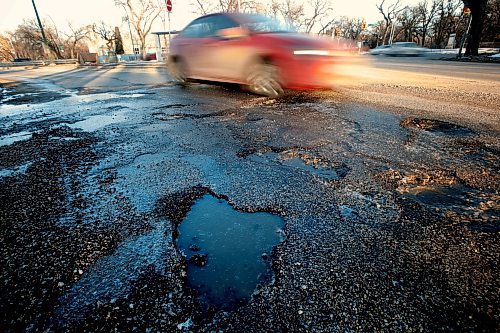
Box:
[12,58,32,62]
[384,42,428,56]
[369,45,391,55]
[145,53,157,61]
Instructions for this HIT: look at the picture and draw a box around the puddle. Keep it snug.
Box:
[247,152,343,180]
[0,131,32,146]
[177,194,284,310]
[403,185,468,207]
[68,111,128,131]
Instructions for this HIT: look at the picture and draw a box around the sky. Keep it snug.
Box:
[0,0,420,35]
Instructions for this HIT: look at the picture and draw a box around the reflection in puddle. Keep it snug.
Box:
[68,111,127,131]
[0,131,32,146]
[177,194,284,310]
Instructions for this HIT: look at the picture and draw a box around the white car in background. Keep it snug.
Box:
[384,42,428,56]
[369,44,391,55]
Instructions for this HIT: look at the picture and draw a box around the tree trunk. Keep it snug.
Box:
[464,0,488,56]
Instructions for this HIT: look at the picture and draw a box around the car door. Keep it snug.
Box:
[201,15,255,82]
[175,17,216,78]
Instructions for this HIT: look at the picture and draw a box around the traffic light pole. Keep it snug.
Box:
[457,13,472,59]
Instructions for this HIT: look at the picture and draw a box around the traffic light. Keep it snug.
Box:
[361,20,367,30]
[463,6,471,15]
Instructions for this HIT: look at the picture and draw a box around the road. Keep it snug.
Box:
[1,58,499,332]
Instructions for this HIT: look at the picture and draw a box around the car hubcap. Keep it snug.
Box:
[248,64,283,98]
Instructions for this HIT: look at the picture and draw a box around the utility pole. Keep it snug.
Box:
[31,0,50,59]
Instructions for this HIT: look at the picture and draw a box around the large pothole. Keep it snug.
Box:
[176,193,284,310]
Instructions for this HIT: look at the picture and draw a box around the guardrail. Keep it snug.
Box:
[0,59,78,68]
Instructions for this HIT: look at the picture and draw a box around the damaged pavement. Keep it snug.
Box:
[0,63,498,332]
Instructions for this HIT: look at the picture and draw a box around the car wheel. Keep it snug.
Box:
[247,62,283,98]
[168,57,188,86]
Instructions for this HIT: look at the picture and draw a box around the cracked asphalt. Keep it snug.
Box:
[0,59,499,332]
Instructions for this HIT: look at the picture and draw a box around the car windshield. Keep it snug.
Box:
[239,15,294,33]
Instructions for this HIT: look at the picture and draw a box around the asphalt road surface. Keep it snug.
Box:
[1,57,499,332]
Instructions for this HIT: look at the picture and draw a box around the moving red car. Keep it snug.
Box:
[168,13,344,97]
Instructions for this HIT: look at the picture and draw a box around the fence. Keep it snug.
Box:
[0,59,78,68]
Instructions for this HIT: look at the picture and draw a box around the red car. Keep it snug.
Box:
[168,13,346,97]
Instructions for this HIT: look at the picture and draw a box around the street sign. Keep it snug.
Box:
[166,0,172,12]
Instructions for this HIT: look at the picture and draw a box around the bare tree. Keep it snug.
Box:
[12,19,63,59]
[116,0,162,58]
[191,0,258,14]
[0,34,15,61]
[334,16,364,40]
[376,0,404,44]
[303,0,334,33]
[64,23,91,58]
[417,0,441,46]
[268,0,305,30]
[397,5,421,42]
[192,0,214,15]
[433,0,462,47]
[482,0,500,44]
[92,22,116,52]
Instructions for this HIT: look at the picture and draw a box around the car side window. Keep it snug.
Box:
[181,17,214,38]
[181,19,202,38]
[212,15,238,34]
[181,15,238,38]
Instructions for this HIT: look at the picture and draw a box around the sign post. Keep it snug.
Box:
[166,0,172,44]
[457,7,472,59]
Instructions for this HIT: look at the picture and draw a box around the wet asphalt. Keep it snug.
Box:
[0,62,498,332]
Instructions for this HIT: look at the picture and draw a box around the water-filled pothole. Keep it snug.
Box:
[247,151,346,180]
[177,194,284,310]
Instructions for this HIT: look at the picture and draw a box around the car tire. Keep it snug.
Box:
[246,62,283,98]
[168,57,188,86]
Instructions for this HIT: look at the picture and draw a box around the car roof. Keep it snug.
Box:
[194,12,266,25]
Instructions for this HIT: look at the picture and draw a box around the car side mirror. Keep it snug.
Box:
[216,27,249,40]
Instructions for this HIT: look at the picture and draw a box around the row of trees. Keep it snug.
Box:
[0,0,166,61]
[192,0,498,55]
[374,0,498,53]
[0,0,497,61]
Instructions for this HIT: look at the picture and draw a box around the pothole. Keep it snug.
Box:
[67,111,128,132]
[239,146,348,181]
[152,110,226,121]
[400,117,474,135]
[176,193,284,310]
[378,169,499,230]
[158,103,201,109]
